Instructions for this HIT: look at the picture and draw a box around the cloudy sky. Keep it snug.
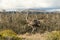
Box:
[0,0,60,9]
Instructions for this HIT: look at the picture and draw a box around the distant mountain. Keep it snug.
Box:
[46,9,60,12]
[28,8,60,12]
[28,8,60,10]
[0,8,60,12]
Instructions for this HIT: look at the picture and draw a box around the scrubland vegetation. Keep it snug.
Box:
[0,11,60,40]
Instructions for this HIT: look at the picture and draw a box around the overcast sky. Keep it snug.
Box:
[0,0,60,9]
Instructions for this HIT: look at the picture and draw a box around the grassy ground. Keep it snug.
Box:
[18,31,60,40]
[0,12,60,40]
[18,33,48,40]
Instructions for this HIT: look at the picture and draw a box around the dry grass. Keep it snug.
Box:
[17,33,48,40]
[18,31,60,40]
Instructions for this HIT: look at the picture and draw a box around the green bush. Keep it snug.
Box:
[0,36,22,40]
[0,30,22,40]
[0,29,17,37]
[46,31,60,40]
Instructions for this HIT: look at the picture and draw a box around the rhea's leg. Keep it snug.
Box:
[31,27,36,33]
